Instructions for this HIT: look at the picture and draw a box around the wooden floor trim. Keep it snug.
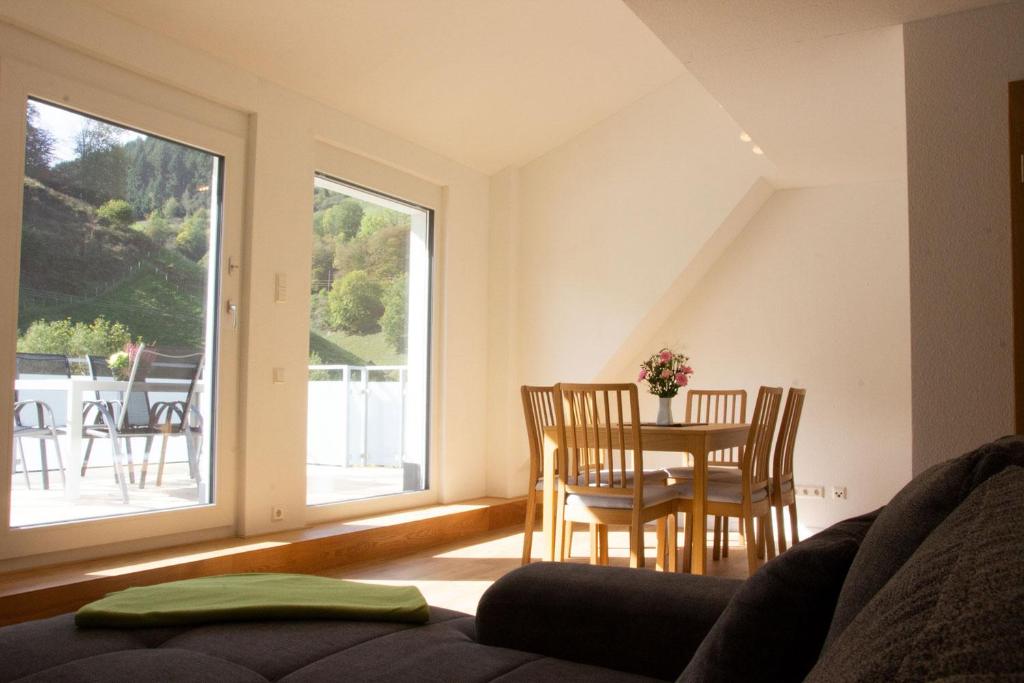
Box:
[0,496,527,626]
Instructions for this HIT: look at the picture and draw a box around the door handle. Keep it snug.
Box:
[226,300,238,330]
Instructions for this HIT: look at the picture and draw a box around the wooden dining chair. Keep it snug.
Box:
[552,383,676,568]
[670,385,783,575]
[664,388,747,559]
[520,385,557,565]
[771,388,806,553]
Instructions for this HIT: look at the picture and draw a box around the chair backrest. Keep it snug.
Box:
[87,354,123,404]
[14,353,71,428]
[119,347,204,431]
[741,386,783,492]
[553,383,643,505]
[687,388,747,465]
[521,386,556,486]
[772,388,806,489]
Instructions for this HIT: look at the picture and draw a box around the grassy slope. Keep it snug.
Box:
[318,330,405,366]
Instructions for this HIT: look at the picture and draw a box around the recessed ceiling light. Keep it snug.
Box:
[752,145,764,155]
[739,132,752,142]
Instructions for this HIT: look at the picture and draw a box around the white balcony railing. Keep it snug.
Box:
[307,365,408,468]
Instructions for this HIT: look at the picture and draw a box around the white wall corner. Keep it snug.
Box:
[485,167,524,498]
[595,176,776,381]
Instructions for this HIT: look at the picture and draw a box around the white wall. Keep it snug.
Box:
[904,2,1024,475]
[613,182,913,530]
[0,3,490,567]
[485,71,776,497]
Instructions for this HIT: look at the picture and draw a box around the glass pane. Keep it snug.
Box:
[307,176,430,505]
[10,99,220,526]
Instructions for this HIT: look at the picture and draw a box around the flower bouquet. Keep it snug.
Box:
[637,349,694,424]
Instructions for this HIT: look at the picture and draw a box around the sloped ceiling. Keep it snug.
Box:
[81,0,684,174]
[623,0,1010,187]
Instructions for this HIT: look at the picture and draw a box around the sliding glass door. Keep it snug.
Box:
[306,175,431,505]
[9,98,222,526]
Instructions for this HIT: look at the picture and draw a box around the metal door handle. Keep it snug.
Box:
[226,300,238,330]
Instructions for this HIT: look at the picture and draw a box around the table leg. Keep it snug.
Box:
[64,381,83,501]
[542,435,557,561]
[690,436,708,575]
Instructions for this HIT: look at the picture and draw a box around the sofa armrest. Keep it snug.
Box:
[476,562,742,681]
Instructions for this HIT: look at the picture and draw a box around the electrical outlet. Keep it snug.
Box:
[831,486,848,500]
[796,484,825,499]
[271,505,285,522]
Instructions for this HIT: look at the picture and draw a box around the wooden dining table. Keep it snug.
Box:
[541,422,750,575]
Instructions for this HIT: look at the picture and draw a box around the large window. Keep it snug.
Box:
[306,175,431,505]
[9,99,222,527]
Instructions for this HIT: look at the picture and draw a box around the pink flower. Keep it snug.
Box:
[659,350,673,363]
[674,372,687,385]
[679,375,689,387]
[637,369,648,382]
[681,365,693,375]
[660,369,671,379]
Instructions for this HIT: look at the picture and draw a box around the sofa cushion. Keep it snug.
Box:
[824,435,1024,649]
[807,465,1024,682]
[477,561,742,681]
[676,509,878,683]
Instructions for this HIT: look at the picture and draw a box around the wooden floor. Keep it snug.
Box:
[329,525,753,615]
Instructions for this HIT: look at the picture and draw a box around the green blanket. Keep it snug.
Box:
[75,573,430,628]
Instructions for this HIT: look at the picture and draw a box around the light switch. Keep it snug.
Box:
[274,273,287,303]
[272,367,285,383]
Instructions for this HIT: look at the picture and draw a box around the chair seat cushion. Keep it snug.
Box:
[664,466,741,482]
[535,470,668,491]
[566,485,676,510]
[669,480,768,504]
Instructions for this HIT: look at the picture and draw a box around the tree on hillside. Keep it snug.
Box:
[17,317,133,357]
[24,103,56,179]
[175,209,210,261]
[334,224,409,283]
[50,120,128,205]
[358,206,409,238]
[144,211,175,244]
[311,234,335,292]
[327,270,384,334]
[97,199,135,229]
[381,274,408,354]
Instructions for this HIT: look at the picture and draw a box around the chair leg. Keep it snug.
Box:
[15,439,31,489]
[629,522,644,569]
[775,504,788,553]
[589,523,601,565]
[789,503,800,545]
[656,518,666,571]
[756,517,767,560]
[762,513,777,560]
[50,432,65,489]
[38,440,50,490]
[712,515,722,561]
[521,487,537,565]
[667,513,678,572]
[743,513,759,576]
[110,438,130,505]
[125,439,136,484]
[554,499,566,562]
[722,517,730,557]
[81,439,94,477]
[156,425,172,487]
[682,512,693,573]
[598,524,609,565]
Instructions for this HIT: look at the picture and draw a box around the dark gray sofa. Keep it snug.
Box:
[2,437,1023,682]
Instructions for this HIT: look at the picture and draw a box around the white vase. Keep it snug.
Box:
[656,396,674,425]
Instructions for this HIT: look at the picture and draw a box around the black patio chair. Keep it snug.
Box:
[13,353,70,490]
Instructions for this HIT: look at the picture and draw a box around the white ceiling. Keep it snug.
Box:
[44,0,1016,183]
[623,0,1011,187]
[83,0,684,175]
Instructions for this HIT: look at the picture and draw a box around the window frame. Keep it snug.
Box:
[0,55,247,563]
[304,143,443,524]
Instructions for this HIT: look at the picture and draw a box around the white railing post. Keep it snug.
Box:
[398,367,407,464]
[341,365,351,467]
[360,368,369,467]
